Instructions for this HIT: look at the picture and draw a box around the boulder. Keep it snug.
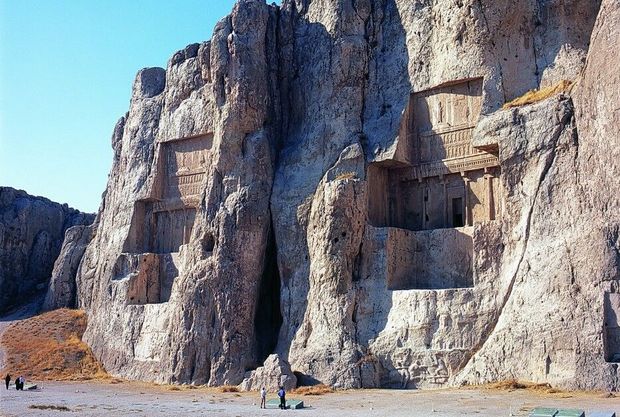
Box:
[239,354,297,392]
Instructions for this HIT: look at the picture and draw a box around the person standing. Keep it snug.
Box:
[4,374,10,390]
[277,386,286,409]
[260,386,267,408]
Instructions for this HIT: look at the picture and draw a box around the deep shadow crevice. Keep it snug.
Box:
[254,226,283,365]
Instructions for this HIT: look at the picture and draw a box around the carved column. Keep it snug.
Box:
[461,172,471,226]
[440,175,448,228]
[420,177,427,230]
[182,209,188,245]
[484,168,495,221]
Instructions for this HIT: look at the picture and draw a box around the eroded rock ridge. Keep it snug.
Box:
[0,187,95,313]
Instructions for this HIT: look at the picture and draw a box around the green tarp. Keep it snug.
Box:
[529,408,558,417]
[555,409,585,417]
[529,407,588,417]
[265,398,304,409]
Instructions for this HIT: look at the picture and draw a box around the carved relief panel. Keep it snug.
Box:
[410,78,495,176]
[161,134,212,201]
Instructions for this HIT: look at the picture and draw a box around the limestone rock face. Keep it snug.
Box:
[239,354,297,392]
[453,0,620,390]
[75,0,619,391]
[0,187,95,313]
[42,224,94,311]
[77,0,278,385]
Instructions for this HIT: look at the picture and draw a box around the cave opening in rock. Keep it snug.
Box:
[254,226,282,365]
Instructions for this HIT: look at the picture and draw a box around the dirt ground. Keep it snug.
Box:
[1,305,618,416]
[0,380,618,417]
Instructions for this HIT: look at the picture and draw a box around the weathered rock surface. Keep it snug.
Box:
[239,353,297,392]
[42,224,94,311]
[0,187,95,313]
[72,0,619,392]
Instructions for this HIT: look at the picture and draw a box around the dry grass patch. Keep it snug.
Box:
[220,385,240,393]
[335,171,357,181]
[292,384,334,396]
[503,80,573,109]
[480,379,561,394]
[0,308,107,381]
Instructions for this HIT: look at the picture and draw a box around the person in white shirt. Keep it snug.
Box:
[260,386,267,408]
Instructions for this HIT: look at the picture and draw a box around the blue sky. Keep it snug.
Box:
[0,1,239,212]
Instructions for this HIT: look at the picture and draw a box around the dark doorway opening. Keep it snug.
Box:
[254,226,283,365]
[452,197,464,227]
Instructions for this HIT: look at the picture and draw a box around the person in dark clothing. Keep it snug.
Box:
[4,374,10,390]
[277,386,286,409]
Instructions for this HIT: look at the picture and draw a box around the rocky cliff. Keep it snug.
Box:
[74,0,619,391]
[0,187,94,313]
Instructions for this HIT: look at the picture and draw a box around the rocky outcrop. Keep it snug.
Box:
[74,0,619,392]
[77,0,277,385]
[0,187,95,313]
[43,225,94,311]
[239,354,297,392]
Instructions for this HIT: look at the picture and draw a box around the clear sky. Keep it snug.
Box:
[0,0,239,213]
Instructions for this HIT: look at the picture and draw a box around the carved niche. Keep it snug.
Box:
[150,133,212,253]
[365,78,504,291]
[148,134,212,253]
[369,78,503,232]
[117,133,213,305]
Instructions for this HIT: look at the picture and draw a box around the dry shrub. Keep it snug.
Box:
[503,80,573,109]
[0,308,107,381]
[292,384,334,396]
[220,385,240,393]
[485,379,558,393]
[335,171,357,181]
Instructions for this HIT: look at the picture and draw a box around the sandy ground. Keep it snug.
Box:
[0,381,618,417]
